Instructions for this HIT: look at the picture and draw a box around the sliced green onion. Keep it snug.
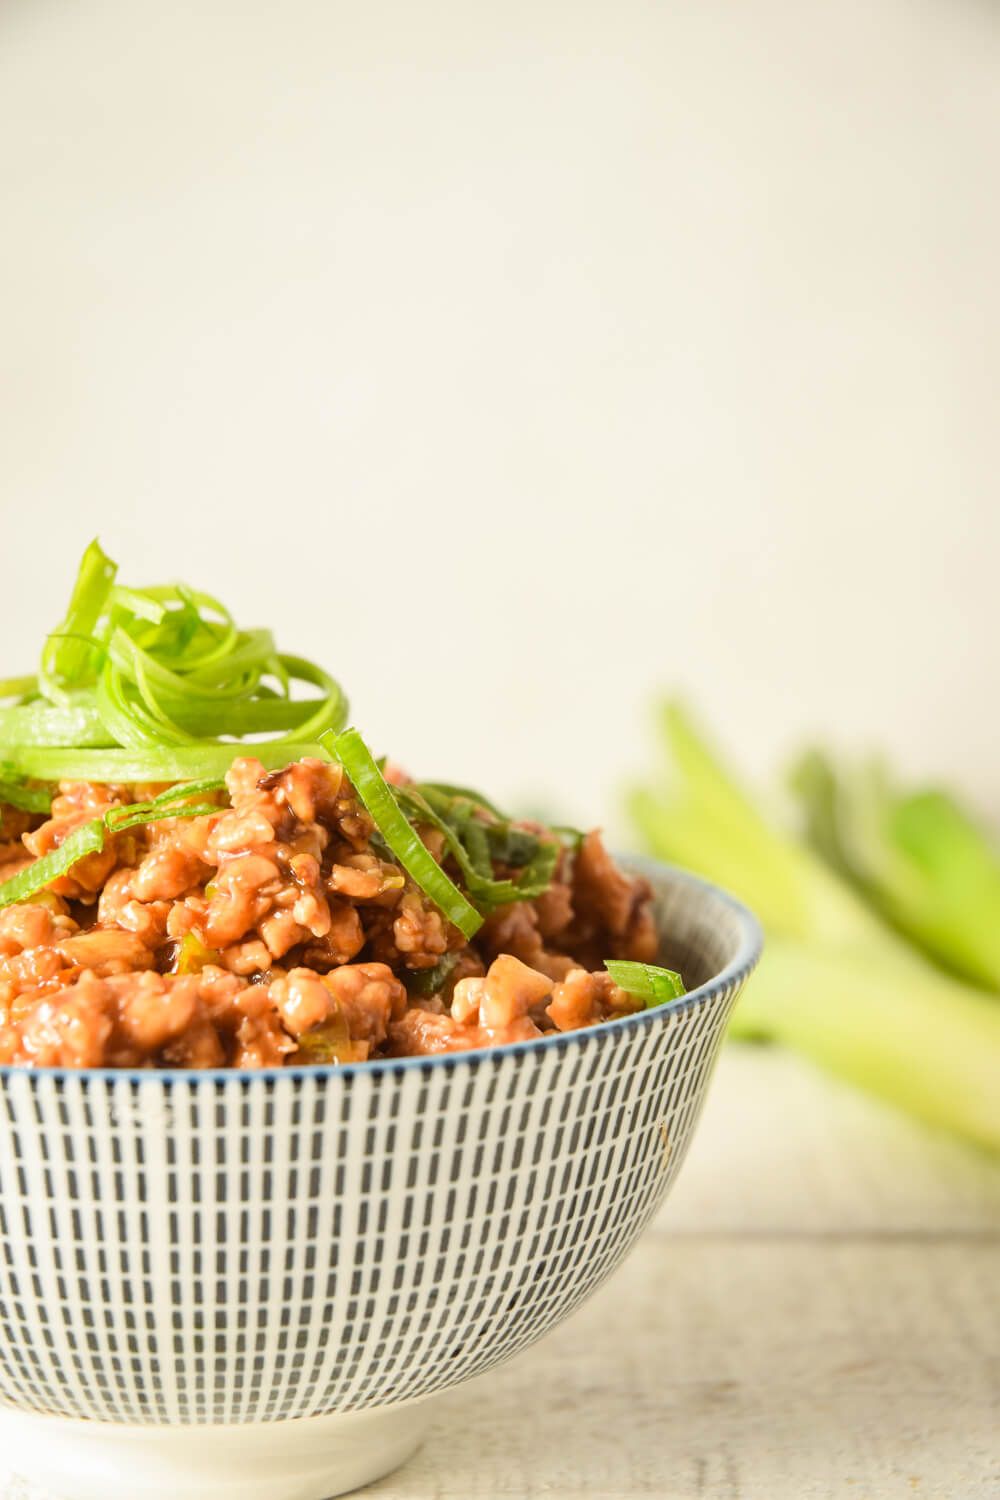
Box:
[604,959,686,1009]
[458,810,492,876]
[326,728,483,940]
[0,695,343,748]
[415,782,507,820]
[0,766,53,815]
[295,1013,356,1063]
[108,625,271,704]
[108,585,166,624]
[0,543,348,781]
[0,780,226,910]
[39,539,117,702]
[550,823,586,850]
[106,801,221,834]
[394,786,513,905]
[406,951,462,997]
[0,786,52,816]
[0,677,41,701]
[265,656,346,745]
[397,785,561,909]
[0,820,108,907]
[416,783,583,864]
[172,932,221,974]
[0,701,115,748]
[503,836,561,899]
[2,742,334,783]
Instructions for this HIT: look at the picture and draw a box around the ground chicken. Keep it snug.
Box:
[0,758,663,1066]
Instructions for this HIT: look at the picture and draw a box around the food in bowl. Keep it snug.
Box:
[0,546,762,1500]
[0,856,761,1500]
[0,543,683,1069]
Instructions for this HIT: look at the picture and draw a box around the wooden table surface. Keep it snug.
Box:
[4,1047,998,1499]
[371,1048,1000,1500]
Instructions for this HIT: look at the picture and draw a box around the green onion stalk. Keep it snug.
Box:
[626,702,1000,1153]
[790,748,1000,993]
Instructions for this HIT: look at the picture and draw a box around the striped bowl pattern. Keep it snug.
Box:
[0,859,761,1427]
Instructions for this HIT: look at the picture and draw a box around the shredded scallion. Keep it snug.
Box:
[325,728,484,940]
[0,541,347,782]
[604,959,686,1008]
[0,766,53,816]
[395,786,561,910]
[0,779,226,909]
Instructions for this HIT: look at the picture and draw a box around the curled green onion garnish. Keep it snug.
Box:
[0,540,347,781]
[604,960,686,1009]
[0,677,41,701]
[0,780,224,910]
[1,743,334,784]
[0,766,53,816]
[326,728,484,941]
[39,538,117,704]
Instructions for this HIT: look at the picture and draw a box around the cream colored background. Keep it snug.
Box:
[1,0,997,825]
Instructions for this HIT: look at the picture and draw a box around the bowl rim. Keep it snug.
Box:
[0,857,762,1085]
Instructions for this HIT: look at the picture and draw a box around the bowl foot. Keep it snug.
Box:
[0,1400,431,1500]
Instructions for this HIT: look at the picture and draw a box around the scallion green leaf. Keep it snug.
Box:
[0,677,41,701]
[0,819,107,907]
[0,766,53,815]
[415,782,507,820]
[2,743,334,783]
[604,959,686,1008]
[39,539,117,702]
[396,785,561,909]
[325,728,483,940]
[0,779,227,910]
[626,700,1000,1151]
[0,543,348,781]
[106,801,221,834]
[405,951,462,997]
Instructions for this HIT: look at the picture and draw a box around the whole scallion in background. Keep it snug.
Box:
[791,749,1000,993]
[627,703,1000,1152]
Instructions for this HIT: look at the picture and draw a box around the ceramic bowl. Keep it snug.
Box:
[0,857,760,1500]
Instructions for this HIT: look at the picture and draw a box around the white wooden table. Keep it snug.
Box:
[370,1048,1000,1500]
[4,1048,998,1499]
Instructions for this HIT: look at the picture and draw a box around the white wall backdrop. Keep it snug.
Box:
[1,0,997,827]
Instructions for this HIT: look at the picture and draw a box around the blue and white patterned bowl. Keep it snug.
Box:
[0,858,760,1500]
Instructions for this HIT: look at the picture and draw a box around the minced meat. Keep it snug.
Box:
[0,757,657,1067]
